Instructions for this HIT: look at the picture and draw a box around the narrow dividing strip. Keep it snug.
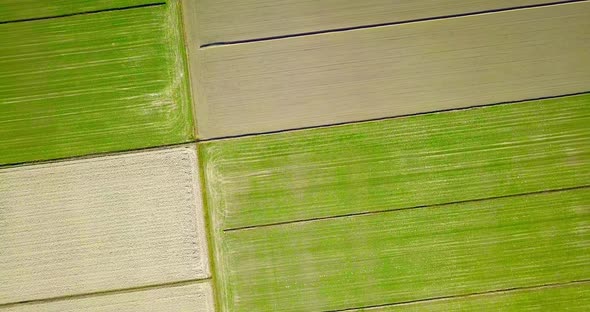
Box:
[326,279,590,312]
[0,2,165,25]
[0,140,193,170]
[223,185,590,232]
[200,90,590,142]
[200,0,588,48]
[0,279,211,309]
[196,144,225,312]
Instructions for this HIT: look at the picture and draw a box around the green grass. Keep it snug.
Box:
[0,2,193,165]
[219,188,589,311]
